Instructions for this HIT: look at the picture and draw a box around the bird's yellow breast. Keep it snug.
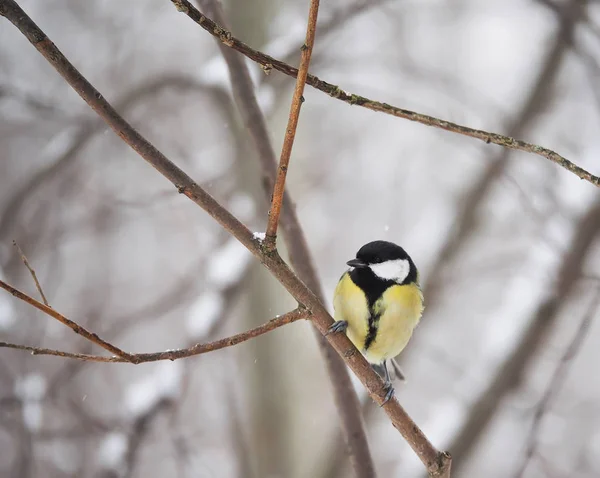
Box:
[333,272,424,364]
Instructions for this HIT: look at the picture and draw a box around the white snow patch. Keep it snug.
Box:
[253,231,266,241]
[14,374,47,431]
[23,402,43,431]
[97,432,128,470]
[124,362,183,418]
[14,374,47,401]
[186,291,224,337]
[207,238,251,287]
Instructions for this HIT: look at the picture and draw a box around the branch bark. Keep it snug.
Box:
[0,278,134,361]
[195,0,378,476]
[422,0,588,310]
[264,0,319,250]
[0,1,450,475]
[169,0,598,187]
[12,241,49,306]
[0,305,308,363]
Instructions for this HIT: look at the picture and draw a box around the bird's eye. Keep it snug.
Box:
[373,256,381,263]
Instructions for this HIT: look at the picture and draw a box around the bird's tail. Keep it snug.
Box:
[390,358,406,382]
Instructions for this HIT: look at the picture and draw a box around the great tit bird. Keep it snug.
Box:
[329,240,424,403]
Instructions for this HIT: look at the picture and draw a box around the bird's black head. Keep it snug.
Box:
[347,240,416,285]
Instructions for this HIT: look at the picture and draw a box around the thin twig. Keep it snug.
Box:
[169,0,598,188]
[0,74,222,242]
[0,342,112,361]
[0,3,450,475]
[514,291,600,478]
[0,307,309,363]
[421,0,583,311]
[195,0,378,475]
[0,278,135,361]
[264,0,320,250]
[12,240,49,306]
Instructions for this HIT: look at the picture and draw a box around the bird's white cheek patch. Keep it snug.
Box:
[370,259,409,282]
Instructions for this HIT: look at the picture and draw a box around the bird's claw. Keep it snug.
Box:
[327,320,348,335]
[381,381,395,406]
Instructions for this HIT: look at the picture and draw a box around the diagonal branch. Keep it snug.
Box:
[0,307,309,363]
[195,0,378,476]
[264,0,320,250]
[169,0,598,188]
[513,290,600,478]
[0,342,112,361]
[0,2,450,475]
[0,279,134,361]
[448,196,600,475]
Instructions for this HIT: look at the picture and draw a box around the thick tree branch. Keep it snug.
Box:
[0,1,450,475]
[264,0,320,250]
[0,307,308,363]
[169,0,598,188]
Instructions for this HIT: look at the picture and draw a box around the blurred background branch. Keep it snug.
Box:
[1,0,450,476]
[514,290,600,477]
[194,0,377,475]
[172,0,599,186]
[1,0,600,477]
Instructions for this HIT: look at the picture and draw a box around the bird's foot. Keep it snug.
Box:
[381,381,395,406]
[327,320,348,335]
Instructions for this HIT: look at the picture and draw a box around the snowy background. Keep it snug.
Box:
[2,0,600,477]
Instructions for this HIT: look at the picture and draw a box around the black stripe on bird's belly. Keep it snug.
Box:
[349,267,395,352]
[364,311,380,351]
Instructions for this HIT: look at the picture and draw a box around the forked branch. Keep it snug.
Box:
[194,0,377,475]
[264,0,320,250]
[0,1,450,475]
[0,278,135,361]
[12,240,49,306]
[169,0,598,188]
[0,305,309,363]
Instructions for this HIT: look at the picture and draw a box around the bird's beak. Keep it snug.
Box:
[346,258,367,268]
